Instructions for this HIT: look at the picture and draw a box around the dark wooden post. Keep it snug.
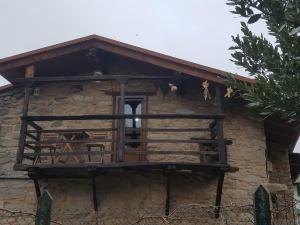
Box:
[34,179,41,198]
[117,78,127,162]
[215,85,226,164]
[214,171,225,218]
[165,173,171,216]
[35,190,53,225]
[91,177,98,211]
[16,84,32,164]
[254,185,271,225]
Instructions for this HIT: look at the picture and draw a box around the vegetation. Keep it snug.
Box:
[226,0,300,122]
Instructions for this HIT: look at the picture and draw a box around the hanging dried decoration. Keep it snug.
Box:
[202,80,211,100]
[169,83,178,92]
[224,86,234,98]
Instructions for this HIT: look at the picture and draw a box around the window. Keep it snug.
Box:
[124,100,142,128]
[122,98,144,148]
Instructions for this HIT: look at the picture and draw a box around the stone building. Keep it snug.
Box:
[0,35,299,224]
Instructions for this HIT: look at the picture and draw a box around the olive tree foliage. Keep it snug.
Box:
[226,0,300,122]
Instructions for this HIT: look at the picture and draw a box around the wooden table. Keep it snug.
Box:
[56,131,89,163]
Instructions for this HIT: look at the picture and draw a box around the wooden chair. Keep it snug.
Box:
[34,132,61,165]
[86,132,107,163]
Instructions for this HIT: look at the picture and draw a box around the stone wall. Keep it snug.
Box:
[0,80,292,224]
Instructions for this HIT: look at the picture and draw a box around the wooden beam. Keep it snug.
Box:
[16,85,32,164]
[24,150,114,157]
[117,79,127,162]
[214,172,225,218]
[91,177,98,211]
[11,74,173,84]
[124,150,218,156]
[165,173,171,216]
[34,179,41,198]
[25,65,35,78]
[24,149,216,158]
[215,85,226,164]
[22,114,224,121]
[27,127,210,133]
[27,121,43,131]
[104,91,157,96]
[26,138,218,145]
[16,162,232,173]
[27,128,116,133]
[26,133,39,141]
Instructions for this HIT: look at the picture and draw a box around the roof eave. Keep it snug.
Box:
[0,35,254,84]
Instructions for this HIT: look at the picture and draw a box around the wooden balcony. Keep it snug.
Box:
[12,75,233,213]
[15,113,232,177]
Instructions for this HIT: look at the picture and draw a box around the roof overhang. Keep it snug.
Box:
[0,35,254,84]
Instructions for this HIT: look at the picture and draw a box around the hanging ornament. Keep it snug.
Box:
[33,87,40,97]
[169,83,178,92]
[202,80,211,100]
[224,86,234,98]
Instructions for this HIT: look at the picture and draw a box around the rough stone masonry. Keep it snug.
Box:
[0,79,293,225]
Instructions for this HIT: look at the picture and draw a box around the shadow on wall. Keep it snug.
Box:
[45,172,218,214]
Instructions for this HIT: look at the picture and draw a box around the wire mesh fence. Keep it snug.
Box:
[271,194,300,225]
[0,201,299,225]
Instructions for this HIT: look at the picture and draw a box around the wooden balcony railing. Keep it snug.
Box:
[15,114,229,170]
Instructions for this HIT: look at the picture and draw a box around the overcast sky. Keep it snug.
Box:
[0,1,298,152]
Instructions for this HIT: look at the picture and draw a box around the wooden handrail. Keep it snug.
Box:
[26,138,218,145]
[24,150,217,158]
[22,114,224,121]
[27,127,212,133]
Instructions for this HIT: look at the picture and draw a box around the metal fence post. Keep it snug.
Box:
[254,185,271,225]
[35,189,53,225]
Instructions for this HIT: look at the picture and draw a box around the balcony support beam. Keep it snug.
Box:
[34,179,41,199]
[214,171,225,218]
[91,177,98,211]
[165,172,171,216]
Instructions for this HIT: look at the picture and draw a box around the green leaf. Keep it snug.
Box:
[227,0,300,122]
[247,14,261,24]
[246,7,254,15]
[229,46,240,50]
[289,26,300,35]
[248,102,261,107]
[278,24,286,32]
